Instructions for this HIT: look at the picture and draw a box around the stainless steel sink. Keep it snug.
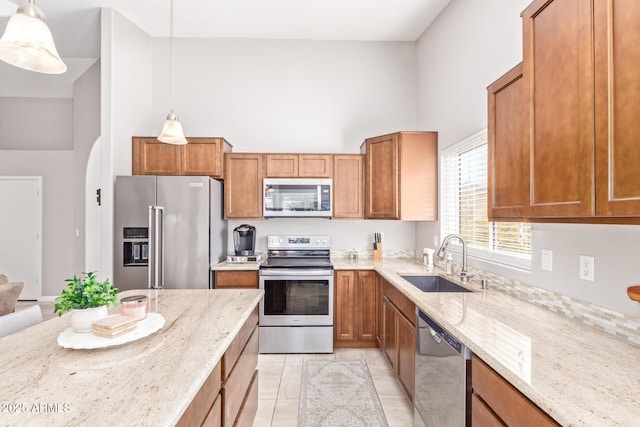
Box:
[400,275,472,293]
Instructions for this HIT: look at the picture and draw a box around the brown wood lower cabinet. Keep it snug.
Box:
[381,279,416,401]
[214,271,259,289]
[176,307,259,427]
[471,356,559,427]
[334,270,377,348]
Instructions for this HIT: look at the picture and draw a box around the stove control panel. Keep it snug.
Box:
[267,235,331,250]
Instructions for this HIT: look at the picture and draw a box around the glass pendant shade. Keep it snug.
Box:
[0,2,67,74]
[158,110,188,145]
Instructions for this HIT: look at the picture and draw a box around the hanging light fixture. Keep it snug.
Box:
[158,0,187,145]
[0,0,66,74]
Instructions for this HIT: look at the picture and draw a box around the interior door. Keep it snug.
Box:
[0,177,42,299]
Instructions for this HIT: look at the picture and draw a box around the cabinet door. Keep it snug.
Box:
[132,137,181,175]
[299,155,333,178]
[264,154,298,177]
[356,271,376,342]
[487,64,525,220]
[182,138,230,178]
[396,311,415,402]
[224,154,263,219]
[334,271,356,342]
[382,296,396,368]
[333,155,364,219]
[375,274,383,345]
[522,0,594,217]
[365,134,398,219]
[214,271,258,289]
[594,0,640,217]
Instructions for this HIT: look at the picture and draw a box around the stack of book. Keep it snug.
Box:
[92,315,138,338]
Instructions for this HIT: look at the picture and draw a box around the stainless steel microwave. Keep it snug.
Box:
[263,178,332,218]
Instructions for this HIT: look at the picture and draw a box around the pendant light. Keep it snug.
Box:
[158,0,187,145]
[0,0,66,74]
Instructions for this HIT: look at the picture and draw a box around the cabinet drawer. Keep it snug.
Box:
[299,154,333,178]
[202,393,222,427]
[382,280,415,326]
[223,307,259,379]
[233,370,259,427]
[223,327,259,425]
[176,361,222,427]
[214,271,259,289]
[472,357,558,427]
[471,392,505,427]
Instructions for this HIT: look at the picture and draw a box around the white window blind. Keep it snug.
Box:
[441,129,531,269]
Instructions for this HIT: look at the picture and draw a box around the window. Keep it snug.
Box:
[440,129,531,269]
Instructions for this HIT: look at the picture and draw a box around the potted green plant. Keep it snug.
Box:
[54,272,119,333]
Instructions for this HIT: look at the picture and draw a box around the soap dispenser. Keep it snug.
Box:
[445,253,454,275]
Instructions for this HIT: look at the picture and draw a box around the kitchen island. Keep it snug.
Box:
[0,289,263,427]
[332,257,640,427]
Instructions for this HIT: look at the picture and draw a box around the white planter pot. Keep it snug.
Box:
[70,306,108,333]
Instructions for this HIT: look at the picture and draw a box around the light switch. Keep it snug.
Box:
[541,249,553,271]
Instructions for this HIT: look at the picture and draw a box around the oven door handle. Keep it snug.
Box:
[259,268,333,276]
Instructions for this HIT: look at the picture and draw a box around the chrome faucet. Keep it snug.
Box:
[436,234,473,283]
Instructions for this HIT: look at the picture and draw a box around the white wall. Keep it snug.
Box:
[415,0,640,317]
[72,61,101,275]
[0,97,72,149]
[152,38,418,152]
[228,219,417,255]
[100,9,154,283]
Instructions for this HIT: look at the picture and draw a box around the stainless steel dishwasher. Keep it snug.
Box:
[414,309,471,427]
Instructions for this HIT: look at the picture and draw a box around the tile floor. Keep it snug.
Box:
[254,348,414,427]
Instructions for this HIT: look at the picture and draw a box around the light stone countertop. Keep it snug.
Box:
[0,289,263,427]
[335,257,640,426]
[211,261,260,271]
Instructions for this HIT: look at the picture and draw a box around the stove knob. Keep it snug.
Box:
[279,238,284,243]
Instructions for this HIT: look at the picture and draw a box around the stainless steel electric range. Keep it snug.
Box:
[258,235,333,353]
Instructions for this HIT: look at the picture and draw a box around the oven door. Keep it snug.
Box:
[259,269,334,326]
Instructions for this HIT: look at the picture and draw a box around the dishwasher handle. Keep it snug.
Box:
[418,309,471,359]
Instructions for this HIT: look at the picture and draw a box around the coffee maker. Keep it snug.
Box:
[233,224,256,256]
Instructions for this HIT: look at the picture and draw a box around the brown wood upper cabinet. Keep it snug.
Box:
[510,0,640,222]
[487,63,525,221]
[522,0,595,218]
[593,0,640,217]
[333,155,364,219]
[264,154,333,178]
[132,137,232,178]
[224,153,263,219]
[361,131,437,220]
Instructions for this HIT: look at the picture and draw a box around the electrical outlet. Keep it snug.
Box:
[580,255,595,281]
[541,249,553,271]
[433,235,439,246]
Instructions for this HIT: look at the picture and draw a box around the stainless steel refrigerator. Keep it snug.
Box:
[114,176,227,291]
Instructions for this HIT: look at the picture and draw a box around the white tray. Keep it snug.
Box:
[57,313,165,349]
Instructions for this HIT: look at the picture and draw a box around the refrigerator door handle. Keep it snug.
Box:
[155,206,165,289]
[148,205,155,289]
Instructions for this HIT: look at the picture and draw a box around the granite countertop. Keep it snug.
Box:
[211,261,261,271]
[0,289,263,427]
[335,257,640,426]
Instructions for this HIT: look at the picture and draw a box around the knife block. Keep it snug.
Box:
[373,244,382,261]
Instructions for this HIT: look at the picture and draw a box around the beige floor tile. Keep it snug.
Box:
[258,369,283,399]
[270,398,299,427]
[379,397,414,427]
[278,365,302,399]
[371,370,408,399]
[284,352,335,367]
[252,398,276,427]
